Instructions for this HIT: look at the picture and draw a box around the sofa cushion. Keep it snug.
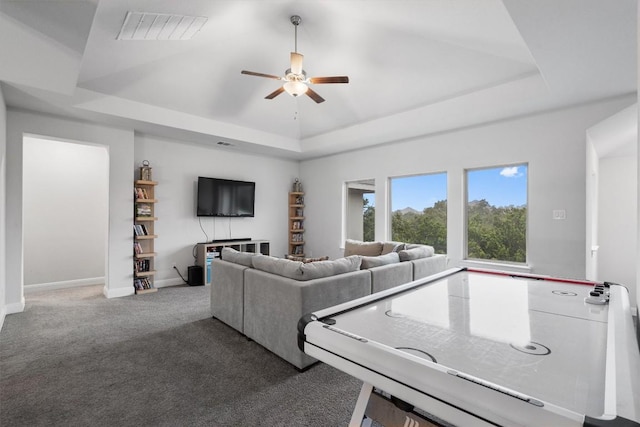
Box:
[299,255,362,280]
[221,247,258,267]
[252,255,304,279]
[398,245,435,261]
[344,239,383,257]
[380,241,406,254]
[252,254,362,281]
[360,252,400,269]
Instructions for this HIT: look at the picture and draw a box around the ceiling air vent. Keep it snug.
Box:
[117,12,207,41]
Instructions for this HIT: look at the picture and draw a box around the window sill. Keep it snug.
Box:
[459,259,531,273]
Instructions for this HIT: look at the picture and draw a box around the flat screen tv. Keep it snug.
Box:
[197,177,255,217]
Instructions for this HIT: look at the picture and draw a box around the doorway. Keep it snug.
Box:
[23,136,109,292]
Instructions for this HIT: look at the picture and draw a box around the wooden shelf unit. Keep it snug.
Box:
[195,240,270,286]
[134,179,158,294]
[288,191,305,257]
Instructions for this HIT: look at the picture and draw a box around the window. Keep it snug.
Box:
[466,164,527,263]
[390,173,447,253]
[345,179,375,242]
[363,193,375,242]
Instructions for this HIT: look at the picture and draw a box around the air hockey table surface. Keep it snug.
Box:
[298,267,640,426]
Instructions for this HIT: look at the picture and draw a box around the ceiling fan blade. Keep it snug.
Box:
[241,70,282,80]
[265,86,285,99]
[305,87,325,103]
[290,52,304,75]
[308,76,349,84]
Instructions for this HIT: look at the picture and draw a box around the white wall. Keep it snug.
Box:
[0,85,7,330]
[301,96,636,285]
[598,156,637,305]
[134,135,299,286]
[6,110,134,310]
[585,136,599,281]
[23,137,108,287]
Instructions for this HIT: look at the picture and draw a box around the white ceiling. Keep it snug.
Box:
[0,0,636,159]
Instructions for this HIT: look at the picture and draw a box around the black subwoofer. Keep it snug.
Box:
[187,265,204,286]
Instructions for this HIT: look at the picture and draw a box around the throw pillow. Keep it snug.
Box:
[398,245,435,261]
[285,255,330,263]
[344,239,383,257]
[381,241,406,254]
[252,255,304,280]
[360,252,400,269]
[299,255,362,280]
[221,247,257,267]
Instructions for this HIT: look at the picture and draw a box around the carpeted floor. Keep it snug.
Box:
[0,284,362,426]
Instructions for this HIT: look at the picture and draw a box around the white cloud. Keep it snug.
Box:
[500,166,521,178]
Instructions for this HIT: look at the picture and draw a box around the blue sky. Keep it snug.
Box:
[365,165,528,210]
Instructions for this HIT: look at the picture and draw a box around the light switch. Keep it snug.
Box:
[553,210,566,220]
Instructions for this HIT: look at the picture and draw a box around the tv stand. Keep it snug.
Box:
[195,239,270,286]
[210,238,251,243]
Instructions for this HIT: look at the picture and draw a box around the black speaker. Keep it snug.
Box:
[187,265,204,286]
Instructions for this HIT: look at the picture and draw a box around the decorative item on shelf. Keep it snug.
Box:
[139,160,152,181]
[293,178,302,192]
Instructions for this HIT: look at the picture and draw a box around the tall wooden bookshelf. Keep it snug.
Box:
[134,179,158,294]
[288,191,305,257]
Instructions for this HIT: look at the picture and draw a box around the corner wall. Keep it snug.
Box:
[301,96,636,290]
[0,85,7,330]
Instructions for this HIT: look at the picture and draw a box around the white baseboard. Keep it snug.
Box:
[0,306,5,332]
[5,298,25,315]
[24,277,104,293]
[103,285,135,299]
[154,278,188,288]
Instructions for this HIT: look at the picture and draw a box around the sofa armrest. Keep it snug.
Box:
[243,268,371,370]
[369,261,413,294]
[411,254,447,280]
[211,259,249,333]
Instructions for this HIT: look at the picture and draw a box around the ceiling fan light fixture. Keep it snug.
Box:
[240,14,348,103]
[283,80,308,97]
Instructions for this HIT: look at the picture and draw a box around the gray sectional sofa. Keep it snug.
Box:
[210,240,447,370]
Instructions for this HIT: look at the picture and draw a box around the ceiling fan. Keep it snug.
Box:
[241,15,349,104]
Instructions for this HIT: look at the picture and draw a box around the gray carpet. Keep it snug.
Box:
[0,284,362,426]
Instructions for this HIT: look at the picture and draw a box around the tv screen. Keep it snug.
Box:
[197,177,255,217]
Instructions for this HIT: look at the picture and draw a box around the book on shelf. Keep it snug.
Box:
[134,242,143,255]
[135,187,150,200]
[133,224,149,236]
[134,259,150,273]
[134,277,153,290]
[136,203,152,216]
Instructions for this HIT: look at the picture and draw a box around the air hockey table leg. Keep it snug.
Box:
[349,383,374,427]
[350,383,441,427]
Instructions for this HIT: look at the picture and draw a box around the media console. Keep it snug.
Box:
[195,239,270,286]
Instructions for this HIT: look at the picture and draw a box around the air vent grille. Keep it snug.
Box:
[117,12,207,41]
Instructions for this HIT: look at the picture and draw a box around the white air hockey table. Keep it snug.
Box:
[298,268,640,427]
